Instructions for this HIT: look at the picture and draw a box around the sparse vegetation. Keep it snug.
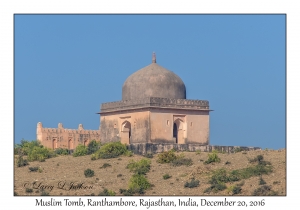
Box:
[171,157,193,167]
[204,159,273,194]
[16,140,41,155]
[16,155,29,167]
[204,182,227,193]
[128,174,151,194]
[41,190,50,196]
[144,153,154,158]
[98,188,116,196]
[73,144,88,157]
[92,142,130,159]
[126,158,151,175]
[15,140,56,162]
[204,150,221,164]
[25,188,33,193]
[259,177,267,185]
[13,148,285,196]
[157,150,193,167]
[84,169,95,177]
[38,167,43,173]
[87,140,101,155]
[100,163,111,169]
[233,147,244,153]
[119,188,134,196]
[163,174,171,180]
[55,148,69,155]
[29,167,39,172]
[157,149,178,163]
[184,179,200,188]
[28,146,56,162]
[252,185,278,196]
[228,185,242,195]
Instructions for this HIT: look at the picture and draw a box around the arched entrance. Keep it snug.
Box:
[84,139,88,147]
[173,119,185,144]
[121,121,131,144]
[173,123,178,143]
[68,139,73,150]
[52,139,58,149]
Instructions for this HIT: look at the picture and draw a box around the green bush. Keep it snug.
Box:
[144,153,154,158]
[92,142,128,159]
[196,150,201,155]
[259,177,267,185]
[249,155,271,166]
[29,167,39,172]
[228,185,242,195]
[84,169,95,177]
[157,149,177,163]
[204,183,227,193]
[184,179,200,188]
[252,185,278,196]
[126,158,151,175]
[87,140,100,155]
[16,155,29,167]
[233,147,244,153]
[231,164,272,179]
[204,150,221,164]
[100,163,111,169]
[98,188,116,196]
[171,158,193,167]
[18,140,42,155]
[128,174,151,194]
[55,148,69,155]
[25,188,33,193]
[41,190,50,196]
[119,188,134,196]
[73,144,88,157]
[163,174,171,180]
[27,146,56,162]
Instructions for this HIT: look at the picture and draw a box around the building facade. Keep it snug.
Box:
[36,122,100,150]
[37,53,211,150]
[99,53,211,145]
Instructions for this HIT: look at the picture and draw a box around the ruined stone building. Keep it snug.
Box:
[37,53,211,151]
[36,122,100,150]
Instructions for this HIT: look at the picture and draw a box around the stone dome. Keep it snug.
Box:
[122,53,186,101]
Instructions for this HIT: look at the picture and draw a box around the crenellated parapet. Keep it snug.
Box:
[100,97,210,113]
[36,122,100,150]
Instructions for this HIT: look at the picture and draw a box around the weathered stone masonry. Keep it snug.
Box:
[36,122,100,150]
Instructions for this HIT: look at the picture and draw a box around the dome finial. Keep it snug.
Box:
[152,52,156,63]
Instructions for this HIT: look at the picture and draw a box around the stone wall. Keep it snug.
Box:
[36,122,100,150]
[100,97,209,113]
[127,143,261,155]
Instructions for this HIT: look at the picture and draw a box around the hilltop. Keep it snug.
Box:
[14,148,286,196]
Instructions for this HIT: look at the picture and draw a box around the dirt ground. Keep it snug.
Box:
[14,149,286,196]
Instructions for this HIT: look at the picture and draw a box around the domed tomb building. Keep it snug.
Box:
[99,53,211,145]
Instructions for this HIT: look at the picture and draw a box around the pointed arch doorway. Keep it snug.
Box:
[121,121,131,144]
[173,119,185,144]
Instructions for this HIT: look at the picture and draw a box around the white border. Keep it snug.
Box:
[1,0,298,209]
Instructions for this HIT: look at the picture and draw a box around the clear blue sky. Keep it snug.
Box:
[14,14,286,149]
